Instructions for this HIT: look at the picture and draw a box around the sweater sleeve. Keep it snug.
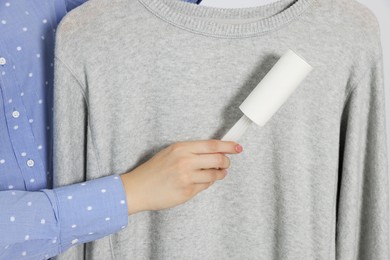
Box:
[51,57,128,259]
[336,52,389,259]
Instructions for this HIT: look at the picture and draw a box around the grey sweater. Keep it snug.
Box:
[53,0,388,259]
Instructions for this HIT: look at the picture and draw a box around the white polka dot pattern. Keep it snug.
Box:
[0,1,129,259]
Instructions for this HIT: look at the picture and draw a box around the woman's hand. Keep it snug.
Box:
[120,139,243,215]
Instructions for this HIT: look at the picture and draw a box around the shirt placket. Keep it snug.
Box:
[0,41,47,191]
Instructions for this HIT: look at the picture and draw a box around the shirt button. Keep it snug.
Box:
[12,111,20,118]
[27,159,35,167]
[0,57,6,65]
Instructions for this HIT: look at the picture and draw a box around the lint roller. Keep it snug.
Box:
[221,49,313,142]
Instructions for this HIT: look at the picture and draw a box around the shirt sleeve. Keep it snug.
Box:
[0,16,129,260]
[0,175,128,259]
[336,51,389,257]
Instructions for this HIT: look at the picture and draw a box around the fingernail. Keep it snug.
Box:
[235,144,243,153]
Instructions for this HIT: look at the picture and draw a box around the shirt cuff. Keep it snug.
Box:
[42,174,128,253]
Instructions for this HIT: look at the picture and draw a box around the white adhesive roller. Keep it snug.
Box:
[221,49,313,142]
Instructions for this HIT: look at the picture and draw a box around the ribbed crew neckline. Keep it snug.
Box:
[137,0,318,38]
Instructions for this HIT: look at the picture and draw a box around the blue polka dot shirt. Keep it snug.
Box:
[0,1,129,259]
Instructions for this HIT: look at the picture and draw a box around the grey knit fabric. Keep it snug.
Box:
[53,0,388,259]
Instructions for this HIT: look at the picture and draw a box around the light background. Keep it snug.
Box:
[200,0,390,247]
[355,0,390,249]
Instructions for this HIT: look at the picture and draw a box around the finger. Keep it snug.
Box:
[181,139,242,154]
[191,153,230,170]
[190,169,227,183]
